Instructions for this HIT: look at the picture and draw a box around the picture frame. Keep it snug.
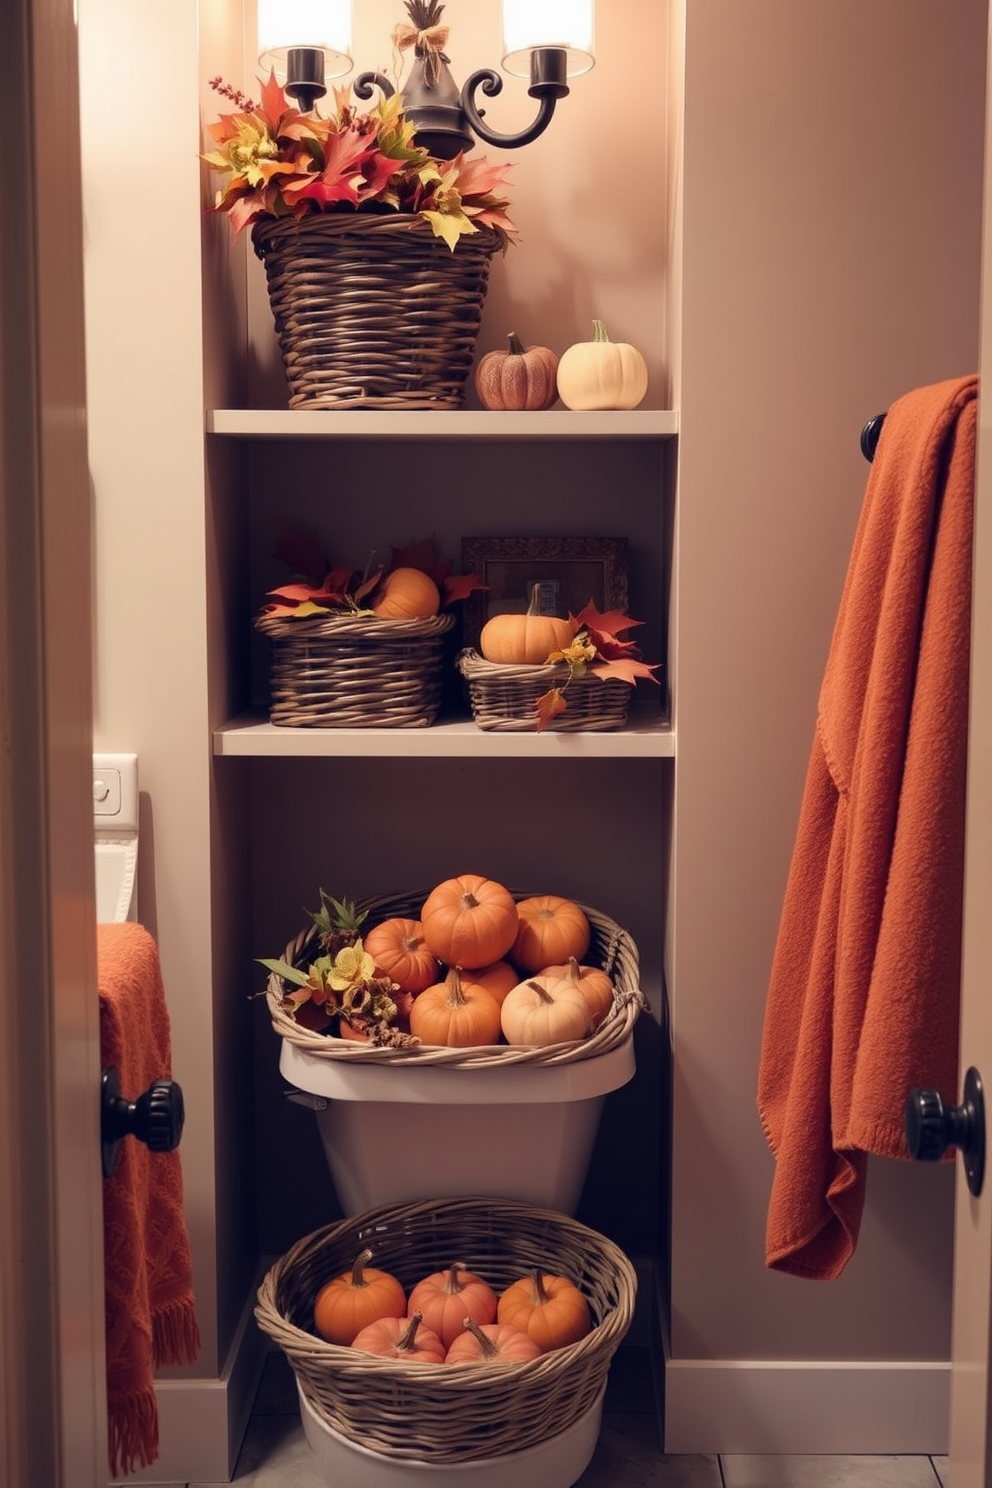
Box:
[460,536,629,653]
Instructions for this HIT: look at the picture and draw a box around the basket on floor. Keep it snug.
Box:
[265,887,646,1067]
[457,648,632,732]
[255,609,455,728]
[251,215,501,410]
[254,1195,637,1464]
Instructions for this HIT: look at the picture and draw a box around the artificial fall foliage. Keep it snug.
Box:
[258,527,485,619]
[202,71,518,251]
[535,601,661,730]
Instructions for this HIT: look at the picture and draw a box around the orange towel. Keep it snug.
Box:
[757,374,977,1280]
[99,922,200,1476]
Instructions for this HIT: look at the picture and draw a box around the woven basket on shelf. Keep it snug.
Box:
[457,648,632,732]
[265,887,646,1068]
[254,1195,637,1464]
[251,214,501,410]
[255,609,455,728]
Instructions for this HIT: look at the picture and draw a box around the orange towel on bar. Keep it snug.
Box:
[757,374,977,1280]
[99,922,200,1476]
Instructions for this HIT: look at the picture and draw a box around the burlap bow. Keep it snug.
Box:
[391,22,450,86]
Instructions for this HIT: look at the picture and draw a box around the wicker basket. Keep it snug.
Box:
[254,1195,637,1464]
[255,609,455,728]
[265,887,647,1068]
[251,214,501,410]
[457,648,632,732]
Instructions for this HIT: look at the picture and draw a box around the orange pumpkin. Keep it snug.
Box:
[350,1310,446,1363]
[407,1262,498,1348]
[444,1316,542,1365]
[539,957,614,1031]
[372,566,441,620]
[500,973,590,1047]
[364,917,439,994]
[409,967,503,1048]
[497,1270,591,1352]
[479,588,572,666]
[475,332,560,411]
[513,894,590,973]
[461,960,519,1007]
[313,1248,407,1345]
[420,873,519,969]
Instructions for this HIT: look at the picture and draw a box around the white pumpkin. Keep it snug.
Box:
[556,320,648,411]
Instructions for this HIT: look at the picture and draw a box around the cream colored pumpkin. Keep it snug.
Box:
[556,320,648,411]
[500,973,591,1047]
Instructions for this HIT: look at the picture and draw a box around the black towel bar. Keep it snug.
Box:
[860,412,886,463]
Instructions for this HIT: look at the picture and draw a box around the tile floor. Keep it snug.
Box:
[182,1347,952,1487]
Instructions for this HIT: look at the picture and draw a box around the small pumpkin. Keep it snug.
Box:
[364,917,439,994]
[479,586,572,666]
[460,960,519,1007]
[350,1310,447,1363]
[372,566,441,620]
[409,966,503,1048]
[556,319,648,411]
[513,894,591,974]
[499,973,591,1047]
[497,1270,592,1352]
[420,873,519,969]
[540,957,614,1031]
[475,332,559,411]
[313,1248,407,1345]
[444,1316,542,1365]
[407,1262,498,1348]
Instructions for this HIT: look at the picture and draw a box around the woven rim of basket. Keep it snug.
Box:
[265,888,647,1067]
[457,647,582,684]
[251,211,503,257]
[256,609,456,640]
[253,1195,638,1463]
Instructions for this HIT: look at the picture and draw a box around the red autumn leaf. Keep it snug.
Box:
[584,626,642,661]
[590,658,662,687]
[266,581,330,604]
[535,687,568,731]
[389,535,454,586]
[573,600,644,638]
[443,573,488,605]
[274,525,327,583]
[353,565,386,604]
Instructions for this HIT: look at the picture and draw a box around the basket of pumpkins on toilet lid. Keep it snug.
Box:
[261,874,647,1069]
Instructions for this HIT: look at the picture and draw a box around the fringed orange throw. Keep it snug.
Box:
[99,922,200,1477]
[757,375,977,1280]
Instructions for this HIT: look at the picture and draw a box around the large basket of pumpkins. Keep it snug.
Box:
[254,1194,637,1464]
[261,873,647,1069]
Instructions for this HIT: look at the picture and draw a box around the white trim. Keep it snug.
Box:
[111,1279,269,1486]
[664,1358,950,1456]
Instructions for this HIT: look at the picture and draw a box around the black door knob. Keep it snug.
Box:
[101,1066,185,1178]
[905,1066,985,1197]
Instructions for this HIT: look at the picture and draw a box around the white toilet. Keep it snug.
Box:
[93,752,139,923]
[281,1031,636,1215]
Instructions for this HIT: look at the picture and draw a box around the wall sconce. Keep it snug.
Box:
[259,0,595,157]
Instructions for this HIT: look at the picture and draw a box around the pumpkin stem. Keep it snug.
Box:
[592,319,610,343]
[460,891,480,910]
[445,1262,468,1294]
[350,1247,375,1287]
[397,1312,427,1352]
[527,979,555,1005]
[507,331,526,355]
[446,967,469,1006]
[530,1269,552,1303]
[565,956,582,983]
[461,1316,499,1358]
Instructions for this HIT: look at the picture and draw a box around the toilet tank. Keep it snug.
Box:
[93,752,138,923]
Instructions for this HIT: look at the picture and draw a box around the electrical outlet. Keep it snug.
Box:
[93,752,138,833]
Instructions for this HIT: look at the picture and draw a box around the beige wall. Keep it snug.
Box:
[672,0,985,1366]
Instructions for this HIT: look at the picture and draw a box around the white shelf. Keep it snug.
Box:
[213,706,674,759]
[206,408,678,441]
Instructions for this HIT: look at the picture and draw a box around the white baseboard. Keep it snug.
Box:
[111,1275,269,1485]
[663,1357,950,1455]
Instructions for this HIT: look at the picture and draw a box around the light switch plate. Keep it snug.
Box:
[93,752,138,833]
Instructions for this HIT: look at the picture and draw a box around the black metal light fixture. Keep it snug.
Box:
[259,0,595,156]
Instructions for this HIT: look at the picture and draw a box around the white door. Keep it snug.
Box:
[0,0,108,1483]
[946,11,992,1485]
